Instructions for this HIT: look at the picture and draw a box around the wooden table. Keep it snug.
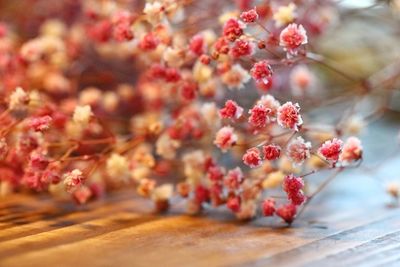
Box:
[1,115,400,267]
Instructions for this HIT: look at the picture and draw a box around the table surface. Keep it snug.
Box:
[1,114,400,267]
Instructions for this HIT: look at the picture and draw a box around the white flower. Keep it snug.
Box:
[106,153,129,178]
[143,2,164,25]
[73,105,93,126]
[273,3,297,27]
[9,87,30,111]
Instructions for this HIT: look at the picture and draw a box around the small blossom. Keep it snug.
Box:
[106,153,129,179]
[339,137,363,164]
[221,64,251,89]
[248,104,271,129]
[63,169,84,193]
[235,200,256,220]
[112,11,134,42]
[189,34,205,56]
[73,105,93,125]
[262,198,276,216]
[257,95,281,118]
[214,126,237,152]
[28,115,52,132]
[287,136,311,165]
[273,3,297,27]
[277,102,303,131]
[9,87,30,111]
[276,203,297,224]
[318,138,343,163]
[29,152,49,171]
[230,39,254,58]
[283,174,304,193]
[223,18,245,41]
[250,60,273,85]
[263,144,281,160]
[73,186,92,204]
[194,184,210,204]
[139,32,159,51]
[227,196,241,212]
[240,8,258,23]
[279,23,308,56]
[224,167,244,190]
[242,147,262,168]
[219,100,243,120]
[207,166,225,182]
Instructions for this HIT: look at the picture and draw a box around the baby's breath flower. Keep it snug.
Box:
[73,105,93,126]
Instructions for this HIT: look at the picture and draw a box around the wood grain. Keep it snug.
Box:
[0,117,399,267]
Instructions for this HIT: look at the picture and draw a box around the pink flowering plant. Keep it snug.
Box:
[0,0,398,225]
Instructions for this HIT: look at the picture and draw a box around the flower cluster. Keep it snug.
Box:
[1,0,396,226]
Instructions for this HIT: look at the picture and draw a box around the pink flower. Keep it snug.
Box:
[248,104,271,129]
[240,8,258,23]
[207,166,225,182]
[223,18,245,41]
[283,174,306,205]
[230,39,254,58]
[257,95,281,118]
[63,169,84,193]
[277,102,303,131]
[224,167,244,190]
[250,60,273,84]
[219,100,243,120]
[29,152,49,171]
[279,23,308,55]
[262,144,281,160]
[242,147,262,168]
[189,34,205,56]
[276,203,297,224]
[283,174,304,193]
[28,115,52,132]
[139,32,159,51]
[227,196,241,212]
[287,136,311,165]
[339,137,363,164]
[112,11,134,42]
[318,138,343,163]
[214,126,237,152]
[262,198,276,216]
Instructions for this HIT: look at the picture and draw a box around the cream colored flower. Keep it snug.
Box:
[73,105,93,126]
[106,153,129,178]
[9,87,30,111]
[273,3,297,27]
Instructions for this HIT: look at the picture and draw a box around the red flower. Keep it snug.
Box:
[223,18,244,41]
[227,196,241,212]
[276,204,297,224]
[248,104,271,129]
[242,147,262,168]
[219,100,243,120]
[250,60,273,84]
[318,138,343,163]
[262,144,281,160]
[277,102,303,131]
[230,39,254,58]
[262,198,276,216]
[240,8,259,23]
[279,23,308,55]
